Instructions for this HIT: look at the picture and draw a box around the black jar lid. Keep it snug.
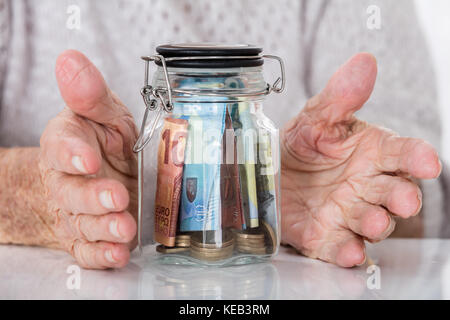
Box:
[155,43,264,68]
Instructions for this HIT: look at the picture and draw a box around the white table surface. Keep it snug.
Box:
[1,239,449,300]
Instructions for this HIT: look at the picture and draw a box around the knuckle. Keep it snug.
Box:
[40,116,66,147]
[71,214,91,241]
[40,121,56,148]
[40,169,59,196]
[71,239,90,268]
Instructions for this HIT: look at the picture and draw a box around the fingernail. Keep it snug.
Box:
[356,248,367,266]
[99,190,115,209]
[72,156,88,174]
[109,219,121,238]
[105,250,117,264]
[432,159,443,178]
[413,192,423,217]
[356,258,366,267]
[380,215,396,238]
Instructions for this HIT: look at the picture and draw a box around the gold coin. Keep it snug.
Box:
[175,241,191,248]
[237,243,266,250]
[176,235,191,240]
[237,244,265,250]
[190,252,227,261]
[191,247,233,256]
[191,240,234,249]
[237,245,267,255]
[190,249,234,261]
[191,232,234,249]
[236,238,265,245]
[260,220,277,254]
[191,231,234,248]
[234,232,265,240]
[156,245,189,254]
[190,244,234,254]
[175,234,191,247]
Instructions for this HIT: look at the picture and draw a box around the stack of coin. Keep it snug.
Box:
[156,235,192,254]
[175,234,191,248]
[190,233,235,261]
[234,220,277,255]
[234,231,266,255]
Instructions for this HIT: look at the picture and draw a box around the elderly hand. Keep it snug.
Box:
[280,53,441,267]
[39,50,138,269]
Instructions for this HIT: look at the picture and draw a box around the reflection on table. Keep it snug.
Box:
[0,239,449,299]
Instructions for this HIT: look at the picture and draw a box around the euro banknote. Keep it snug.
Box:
[175,101,227,232]
[230,102,259,229]
[154,117,189,247]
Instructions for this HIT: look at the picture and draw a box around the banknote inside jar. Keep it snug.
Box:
[149,54,279,263]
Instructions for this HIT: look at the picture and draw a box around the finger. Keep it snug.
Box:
[55,50,127,125]
[345,201,396,241]
[47,173,130,215]
[304,52,377,124]
[307,231,366,268]
[71,240,130,269]
[40,116,102,175]
[70,211,136,243]
[334,236,366,268]
[358,174,423,218]
[377,135,442,179]
[283,213,366,267]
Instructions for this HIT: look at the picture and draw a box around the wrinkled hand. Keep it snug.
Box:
[39,50,138,269]
[280,53,441,267]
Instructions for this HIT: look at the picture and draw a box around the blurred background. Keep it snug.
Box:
[415,0,450,164]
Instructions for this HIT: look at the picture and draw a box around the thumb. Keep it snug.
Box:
[55,49,126,125]
[305,52,378,124]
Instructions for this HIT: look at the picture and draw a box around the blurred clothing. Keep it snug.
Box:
[0,0,444,239]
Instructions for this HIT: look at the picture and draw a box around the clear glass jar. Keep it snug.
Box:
[135,44,284,266]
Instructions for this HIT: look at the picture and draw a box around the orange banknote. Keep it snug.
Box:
[154,117,188,247]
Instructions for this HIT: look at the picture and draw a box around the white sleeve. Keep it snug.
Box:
[0,0,10,103]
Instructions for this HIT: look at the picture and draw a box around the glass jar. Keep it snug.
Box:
[134,44,285,266]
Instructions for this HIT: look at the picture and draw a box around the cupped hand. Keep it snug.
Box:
[39,50,138,269]
[280,53,441,267]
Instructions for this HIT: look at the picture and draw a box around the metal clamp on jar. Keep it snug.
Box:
[134,43,285,266]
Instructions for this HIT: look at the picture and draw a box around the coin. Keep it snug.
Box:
[191,231,234,249]
[234,226,268,255]
[236,238,265,245]
[190,247,234,261]
[175,241,191,248]
[234,232,265,240]
[236,244,265,250]
[156,245,189,254]
[190,244,234,254]
[190,251,230,261]
[237,245,267,255]
[191,238,234,249]
[189,238,235,261]
[176,235,191,240]
[174,234,191,247]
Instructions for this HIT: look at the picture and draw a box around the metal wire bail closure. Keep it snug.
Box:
[132,52,285,255]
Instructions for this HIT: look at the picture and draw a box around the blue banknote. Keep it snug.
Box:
[172,77,228,231]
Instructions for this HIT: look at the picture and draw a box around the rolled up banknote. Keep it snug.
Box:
[154,117,188,247]
[231,102,259,229]
[178,102,227,232]
[255,122,279,234]
[221,108,244,230]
